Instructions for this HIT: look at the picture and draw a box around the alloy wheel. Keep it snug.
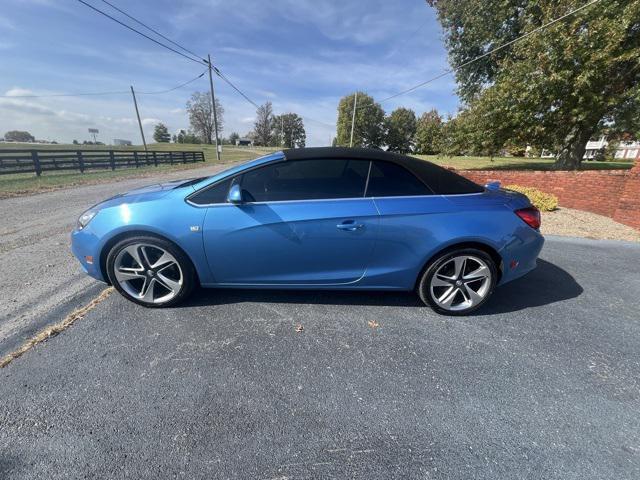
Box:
[113,243,183,304]
[429,254,492,312]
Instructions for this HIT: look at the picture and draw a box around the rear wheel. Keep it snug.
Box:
[418,248,497,315]
[106,235,196,307]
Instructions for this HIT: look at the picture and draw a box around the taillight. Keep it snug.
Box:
[515,206,541,229]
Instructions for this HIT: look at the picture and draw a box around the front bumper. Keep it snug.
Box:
[70,227,107,282]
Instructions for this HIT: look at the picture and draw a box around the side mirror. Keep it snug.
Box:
[227,183,243,204]
[485,181,501,191]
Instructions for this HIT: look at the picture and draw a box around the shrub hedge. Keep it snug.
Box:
[505,184,559,211]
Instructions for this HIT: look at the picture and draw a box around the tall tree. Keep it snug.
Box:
[153,123,171,143]
[385,107,417,153]
[414,109,443,155]
[272,113,306,148]
[336,92,385,148]
[228,132,240,145]
[427,0,640,169]
[253,102,274,146]
[4,130,35,143]
[186,92,224,144]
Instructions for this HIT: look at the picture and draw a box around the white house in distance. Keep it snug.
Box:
[584,136,640,160]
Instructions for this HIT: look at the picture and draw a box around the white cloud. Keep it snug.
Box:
[142,117,161,126]
[4,87,35,97]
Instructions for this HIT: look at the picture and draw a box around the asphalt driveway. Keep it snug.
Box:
[1,236,639,479]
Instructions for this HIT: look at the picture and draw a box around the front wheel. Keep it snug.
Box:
[417,248,497,315]
[106,235,196,307]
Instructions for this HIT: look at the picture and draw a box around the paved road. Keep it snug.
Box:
[1,236,638,479]
[0,162,239,353]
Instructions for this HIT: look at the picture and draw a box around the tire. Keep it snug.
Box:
[106,235,196,308]
[417,248,498,316]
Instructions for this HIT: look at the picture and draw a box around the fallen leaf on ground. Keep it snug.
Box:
[295,324,304,333]
[368,320,380,329]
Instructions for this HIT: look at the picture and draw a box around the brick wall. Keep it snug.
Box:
[612,162,640,230]
[455,159,640,230]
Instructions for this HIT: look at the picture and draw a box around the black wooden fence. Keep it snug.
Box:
[0,149,205,176]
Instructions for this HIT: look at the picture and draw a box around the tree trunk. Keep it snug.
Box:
[554,124,596,170]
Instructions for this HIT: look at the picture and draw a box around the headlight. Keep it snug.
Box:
[77,210,98,230]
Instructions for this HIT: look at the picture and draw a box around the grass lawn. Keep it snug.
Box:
[0,144,274,198]
[0,143,634,198]
[417,154,634,171]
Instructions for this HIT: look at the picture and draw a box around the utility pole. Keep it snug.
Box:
[130,86,147,152]
[207,54,221,162]
[349,91,358,148]
[281,116,284,147]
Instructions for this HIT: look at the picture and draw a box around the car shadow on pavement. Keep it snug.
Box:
[473,259,583,315]
[182,259,582,315]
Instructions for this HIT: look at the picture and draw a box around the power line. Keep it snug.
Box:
[138,71,206,94]
[212,66,260,109]
[99,0,206,63]
[77,1,264,112]
[0,71,207,98]
[212,64,334,127]
[76,0,206,65]
[362,0,603,107]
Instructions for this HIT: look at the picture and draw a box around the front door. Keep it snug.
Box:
[201,158,378,285]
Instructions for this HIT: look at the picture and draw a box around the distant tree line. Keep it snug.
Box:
[248,101,306,148]
[335,92,457,156]
[149,94,307,149]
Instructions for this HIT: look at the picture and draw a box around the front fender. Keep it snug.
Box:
[86,197,211,284]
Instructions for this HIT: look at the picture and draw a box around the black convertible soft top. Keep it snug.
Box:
[282,147,484,195]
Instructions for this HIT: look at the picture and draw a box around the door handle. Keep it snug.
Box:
[337,220,364,231]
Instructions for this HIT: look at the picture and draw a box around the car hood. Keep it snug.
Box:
[94,179,195,210]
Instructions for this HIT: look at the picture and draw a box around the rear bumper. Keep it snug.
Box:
[498,228,545,285]
[70,227,107,282]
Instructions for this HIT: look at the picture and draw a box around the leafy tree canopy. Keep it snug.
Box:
[153,123,171,143]
[272,113,306,148]
[174,129,201,144]
[228,132,240,145]
[385,107,417,153]
[414,109,443,155]
[4,130,35,142]
[336,92,385,148]
[427,0,640,169]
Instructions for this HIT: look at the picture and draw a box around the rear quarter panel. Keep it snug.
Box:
[361,193,543,289]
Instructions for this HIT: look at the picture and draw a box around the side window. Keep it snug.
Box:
[189,178,232,205]
[366,161,432,197]
[241,159,369,202]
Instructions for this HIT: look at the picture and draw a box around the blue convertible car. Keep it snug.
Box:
[71,147,544,315]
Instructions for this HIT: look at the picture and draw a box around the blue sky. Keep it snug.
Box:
[0,0,459,146]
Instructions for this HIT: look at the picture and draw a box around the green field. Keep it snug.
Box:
[418,154,634,171]
[0,142,634,198]
[0,144,273,198]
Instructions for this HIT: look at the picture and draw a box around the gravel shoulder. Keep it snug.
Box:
[542,207,640,242]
